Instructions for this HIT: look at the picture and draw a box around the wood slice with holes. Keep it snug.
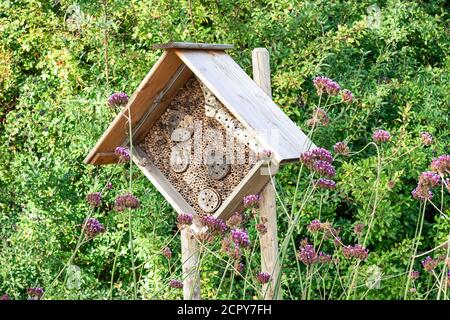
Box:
[167,111,185,130]
[207,160,230,180]
[170,146,190,173]
[198,187,221,213]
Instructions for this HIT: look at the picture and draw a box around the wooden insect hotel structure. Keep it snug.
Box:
[84,42,314,300]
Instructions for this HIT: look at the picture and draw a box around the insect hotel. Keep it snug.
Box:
[84,42,314,300]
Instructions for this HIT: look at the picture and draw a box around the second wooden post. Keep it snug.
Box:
[252,48,282,300]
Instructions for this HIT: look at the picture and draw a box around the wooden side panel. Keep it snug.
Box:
[174,50,315,163]
[214,161,271,222]
[131,145,197,216]
[84,51,184,165]
[132,66,193,143]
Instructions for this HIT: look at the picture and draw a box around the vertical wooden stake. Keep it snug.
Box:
[252,48,282,300]
[181,226,201,300]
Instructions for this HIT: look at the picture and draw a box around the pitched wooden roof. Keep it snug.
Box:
[84,43,314,165]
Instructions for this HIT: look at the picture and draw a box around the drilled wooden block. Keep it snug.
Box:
[198,187,221,213]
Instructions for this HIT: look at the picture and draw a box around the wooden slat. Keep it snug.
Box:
[131,145,197,216]
[91,152,117,165]
[84,50,184,165]
[132,66,193,143]
[214,161,270,222]
[174,49,315,164]
[153,42,233,51]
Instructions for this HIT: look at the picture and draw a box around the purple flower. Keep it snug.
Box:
[342,244,369,260]
[114,193,140,211]
[243,194,261,208]
[162,247,172,260]
[231,229,250,248]
[418,171,441,188]
[256,271,271,284]
[108,92,129,108]
[307,108,330,127]
[177,213,193,229]
[312,160,336,178]
[106,182,113,190]
[341,89,354,103]
[257,149,273,161]
[372,129,391,143]
[307,219,322,233]
[314,178,336,189]
[115,146,130,161]
[430,155,450,175]
[83,218,105,239]
[410,270,420,280]
[235,262,245,273]
[421,256,438,272]
[200,215,227,235]
[27,287,44,300]
[313,76,341,96]
[256,222,267,235]
[169,279,183,289]
[300,147,333,170]
[1,294,10,300]
[445,178,450,194]
[226,212,243,229]
[353,223,365,235]
[317,252,332,264]
[86,192,102,208]
[412,186,433,202]
[298,244,317,265]
[333,141,350,156]
[420,132,433,146]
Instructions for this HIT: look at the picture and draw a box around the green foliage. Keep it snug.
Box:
[0,0,448,299]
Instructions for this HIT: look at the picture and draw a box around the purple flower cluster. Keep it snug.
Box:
[114,193,140,211]
[341,89,354,103]
[421,256,438,272]
[108,92,129,108]
[1,294,10,300]
[115,146,130,161]
[372,129,391,143]
[86,192,102,208]
[313,76,341,96]
[307,108,330,127]
[430,155,450,175]
[307,219,322,233]
[256,272,271,284]
[412,169,443,202]
[317,252,332,264]
[83,218,105,239]
[162,247,172,260]
[231,229,250,248]
[333,141,350,156]
[106,182,113,190]
[243,194,261,208]
[256,222,267,235]
[27,287,44,300]
[342,244,369,260]
[418,171,441,188]
[177,213,193,228]
[314,178,336,189]
[300,147,336,179]
[410,270,420,280]
[412,187,433,202]
[420,132,433,146]
[169,279,183,289]
[298,244,317,265]
[313,160,336,178]
[200,215,227,235]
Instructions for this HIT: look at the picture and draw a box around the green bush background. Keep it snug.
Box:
[0,0,448,299]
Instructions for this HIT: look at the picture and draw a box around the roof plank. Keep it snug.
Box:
[153,42,233,51]
[84,50,185,165]
[174,49,315,163]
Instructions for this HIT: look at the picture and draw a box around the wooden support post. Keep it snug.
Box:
[252,48,282,300]
[181,226,201,300]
